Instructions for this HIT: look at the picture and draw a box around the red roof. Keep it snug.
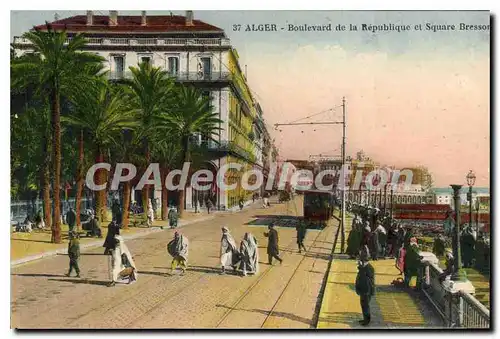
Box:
[394,204,451,211]
[459,213,490,224]
[33,15,223,33]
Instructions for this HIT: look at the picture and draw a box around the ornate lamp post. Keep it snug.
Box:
[450,184,465,280]
[475,198,480,235]
[466,170,476,232]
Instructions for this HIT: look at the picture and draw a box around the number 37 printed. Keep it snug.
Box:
[232,24,242,31]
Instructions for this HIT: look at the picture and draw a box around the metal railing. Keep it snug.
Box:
[460,291,490,328]
[420,261,490,328]
[109,70,231,82]
[191,139,256,162]
[13,36,231,47]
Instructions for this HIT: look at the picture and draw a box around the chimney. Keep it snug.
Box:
[109,10,118,26]
[185,10,194,26]
[141,11,147,26]
[86,11,93,26]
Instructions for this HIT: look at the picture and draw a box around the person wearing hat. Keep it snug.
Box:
[296,221,307,254]
[66,206,76,233]
[461,226,476,268]
[264,223,283,265]
[347,217,362,259]
[432,234,446,257]
[103,221,120,255]
[403,237,422,288]
[355,248,375,326]
[361,221,371,244]
[65,230,81,278]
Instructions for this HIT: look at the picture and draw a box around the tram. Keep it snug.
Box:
[303,190,335,228]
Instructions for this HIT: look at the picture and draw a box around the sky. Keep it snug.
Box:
[10,10,491,187]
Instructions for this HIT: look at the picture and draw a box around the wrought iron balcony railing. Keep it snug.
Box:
[191,139,256,163]
[108,70,232,82]
[13,36,231,47]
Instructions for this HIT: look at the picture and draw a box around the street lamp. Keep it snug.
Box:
[450,184,466,281]
[475,198,480,235]
[466,170,476,232]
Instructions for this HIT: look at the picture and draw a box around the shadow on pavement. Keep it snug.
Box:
[215,304,312,326]
[47,278,110,286]
[11,238,55,244]
[188,265,233,275]
[304,252,331,261]
[12,273,66,278]
[137,270,170,277]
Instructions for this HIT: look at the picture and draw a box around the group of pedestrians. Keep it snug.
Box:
[63,216,288,286]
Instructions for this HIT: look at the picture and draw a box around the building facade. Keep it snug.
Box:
[13,11,274,211]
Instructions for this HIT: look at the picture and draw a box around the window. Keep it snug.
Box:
[113,56,124,78]
[167,56,179,75]
[139,55,152,66]
[199,57,212,79]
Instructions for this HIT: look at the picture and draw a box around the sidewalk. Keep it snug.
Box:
[316,211,444,329]
[11,213,215,268]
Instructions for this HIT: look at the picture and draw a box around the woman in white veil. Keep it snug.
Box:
[108,235,138,286]
[239,232,259,276]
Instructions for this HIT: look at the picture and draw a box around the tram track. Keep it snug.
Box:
[259,223,331,328]
[214,219,334,328]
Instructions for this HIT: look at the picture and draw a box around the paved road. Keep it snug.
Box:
[11,196,336,329]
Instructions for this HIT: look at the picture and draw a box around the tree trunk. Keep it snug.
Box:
[177,136,190,218]
[142,144,150,221]
[75,129,84,231]
[161,168,168,221]
[42,136,51,229]
[122,180,131,228]
[95,151,107,224]
[51,88,62,244]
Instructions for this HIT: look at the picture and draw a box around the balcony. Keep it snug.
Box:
[109,70,232,82]
[191,139,256,163]
[13,36,231,48]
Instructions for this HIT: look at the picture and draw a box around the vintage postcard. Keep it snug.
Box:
[10,10,490,330]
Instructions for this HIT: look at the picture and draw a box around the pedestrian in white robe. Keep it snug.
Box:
[147,202,155,227]
[220,227,240,274]
[239,232,259,276]
[108,235,138,287]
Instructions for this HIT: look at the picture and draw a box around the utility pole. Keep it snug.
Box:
[273,99,347,252]
[340,97,346,253]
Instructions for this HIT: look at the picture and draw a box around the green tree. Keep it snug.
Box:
[124,62,175,220]
[62,83,137,224]
[110,130,145,228]
[156,85,221,217]
[151,138,182,220]
[11,27,105,243]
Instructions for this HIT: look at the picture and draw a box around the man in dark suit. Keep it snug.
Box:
[355,248,375,326]
[264,224,283,265]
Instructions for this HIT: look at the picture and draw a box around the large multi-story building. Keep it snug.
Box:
[12,11,274,211]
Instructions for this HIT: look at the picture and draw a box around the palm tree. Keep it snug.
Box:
[151,138,181,220]
[11,27,105,243]
[62,83,137,225]
[66,64,108,230]
[124,62,175,221]
[156,86,221,217]
[111,130,145,228]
